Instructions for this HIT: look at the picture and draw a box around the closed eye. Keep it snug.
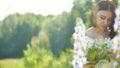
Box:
[100,15,105,20]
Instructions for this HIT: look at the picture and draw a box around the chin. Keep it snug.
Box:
[101,28,106,31]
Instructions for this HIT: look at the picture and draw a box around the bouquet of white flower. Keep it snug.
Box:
[86,38,112,63]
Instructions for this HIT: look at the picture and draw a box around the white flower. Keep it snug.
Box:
[72,17,87,68]
[115,7,120,17]
[115,7,120,32]
[114,18,119,31]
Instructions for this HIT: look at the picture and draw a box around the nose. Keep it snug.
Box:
[103,19,108,26]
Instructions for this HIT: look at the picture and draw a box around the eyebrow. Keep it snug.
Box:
[100,15,111,19]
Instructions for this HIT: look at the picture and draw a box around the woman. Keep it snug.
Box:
[85,0,119,68]
[72,1,119,68]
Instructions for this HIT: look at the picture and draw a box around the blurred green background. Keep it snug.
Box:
[0,0,119,68]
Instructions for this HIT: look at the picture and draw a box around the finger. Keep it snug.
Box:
[107,27,111,32]
[107,27,110,30]
[108,29,111,33]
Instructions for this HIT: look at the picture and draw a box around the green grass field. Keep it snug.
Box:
[0,58,24,68]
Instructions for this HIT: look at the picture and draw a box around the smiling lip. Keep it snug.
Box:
[102,24,108,28]
[100,25,107,30]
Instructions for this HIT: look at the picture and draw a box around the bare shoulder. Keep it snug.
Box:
[85,27,95,38]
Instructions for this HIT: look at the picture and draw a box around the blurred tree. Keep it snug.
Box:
[71,0,94,23]
[0,13,41,58]
[24,44,73,68]
[48,12,75,56]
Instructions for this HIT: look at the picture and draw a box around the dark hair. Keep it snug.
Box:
[89,1,117,39]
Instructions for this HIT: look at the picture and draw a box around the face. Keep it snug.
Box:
[96,10,112,32]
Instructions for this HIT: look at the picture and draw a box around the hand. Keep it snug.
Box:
[83,61,96,67]
[105,27,111,36]
[107,49,117,58]
[107,27,111,33]
[108,50,120,64]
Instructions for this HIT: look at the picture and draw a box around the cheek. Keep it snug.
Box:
[96,19,102,27]
[96,21,105,30]
[96,22,102,28]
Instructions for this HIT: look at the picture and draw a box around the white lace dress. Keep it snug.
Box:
[72,17,119,68]
[72,36,119,68]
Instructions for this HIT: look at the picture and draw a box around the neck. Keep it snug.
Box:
[94,27,108,38]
